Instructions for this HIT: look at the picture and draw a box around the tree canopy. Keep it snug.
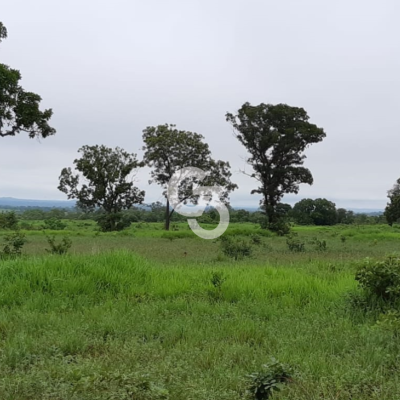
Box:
[58,145,145,231]
[142,124,237,230]
[0,21,55,138]
[385,178,400,226]
[292,198,337,226]
[226,102,326,230]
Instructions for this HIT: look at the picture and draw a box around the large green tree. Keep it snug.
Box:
[337,208,355,225]
[0,22,55,138]
[292,198,337,226]
[142,124,237,230]
[226,103,326,230]
[385,178,400,226]
[58,145,145,231]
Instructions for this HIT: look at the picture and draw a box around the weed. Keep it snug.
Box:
[45,235,72,255]
[286,233,305,252]
[247,358,293,399]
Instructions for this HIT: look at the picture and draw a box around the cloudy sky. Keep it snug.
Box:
[1,0,399,209]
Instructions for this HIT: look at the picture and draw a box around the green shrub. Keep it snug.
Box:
[0,231,26,258]
[355,255,400,302]
[45,235,72,255]
[250,234,262,245]
[0,211,18,230]
[314,239,327,251]
[96,213,131,232]
[286,234,305,252]
[247,358,293,399]
[42,217,67,230]
[268,220,291,236]
[211,271,226,289]
[220,236,253,260]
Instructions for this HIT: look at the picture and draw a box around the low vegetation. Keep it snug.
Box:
[0,221,399,398]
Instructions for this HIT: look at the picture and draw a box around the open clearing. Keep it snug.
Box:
[0,223,400,399]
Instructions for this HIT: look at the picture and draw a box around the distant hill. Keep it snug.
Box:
[0,197,76,208]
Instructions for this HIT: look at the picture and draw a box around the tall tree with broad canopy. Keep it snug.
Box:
[226,103,326,230]
[385,178,400,226]
[292,198,337,226]
[58,145,145,231]
[142,124,237,231]
[0,22,55,138]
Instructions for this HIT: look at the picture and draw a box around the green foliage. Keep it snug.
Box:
[286,233,305,252]
[96,213,132,232]
[373,310,400,337]
[59,145,145,231]
[226,103,325,228]
[292,198,337,226]
[0,211,18,230]
[0,231,26,258]
[355,255,400,302]
[220,236,253,260]
[268,220,291,236]
[42,217,67,230]
[45,235,72,255]
[142,124,237,230]
[385,178,400,226]
[314,239,327,251]
[337,208,355,224]
[250,234,262,245]
[247,358,293,399]
[0,22,7,42]
[211,271,226,289]
[0,22,55,138]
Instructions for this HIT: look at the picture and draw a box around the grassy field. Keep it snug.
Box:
[0,223,400,399]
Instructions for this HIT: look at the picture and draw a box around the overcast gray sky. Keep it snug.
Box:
[1,0,399,209]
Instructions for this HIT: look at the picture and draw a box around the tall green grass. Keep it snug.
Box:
[0,251,399,399]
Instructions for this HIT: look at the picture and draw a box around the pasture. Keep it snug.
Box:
[0,222,400,399]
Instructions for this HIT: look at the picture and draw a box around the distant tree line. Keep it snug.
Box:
[0,200,386,230]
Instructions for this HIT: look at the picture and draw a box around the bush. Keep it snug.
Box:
[286,233,305,252]
[42,217,67,230]
[250,234,262,245]
[0,231,26,258]
[45,235,72,255]
[355,255,400,302]
[220,236,253,260]
[314,239,327,251]
[96,213,131,232]
[269,220,291,236]
[247,358,293,399]
[0,211,18,230]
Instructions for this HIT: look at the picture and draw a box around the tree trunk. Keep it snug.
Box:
[109,214,116,231]
[165,198,170,231]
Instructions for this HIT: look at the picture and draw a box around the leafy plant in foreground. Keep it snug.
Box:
[355,255,400,302]
[247,358,293,399]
